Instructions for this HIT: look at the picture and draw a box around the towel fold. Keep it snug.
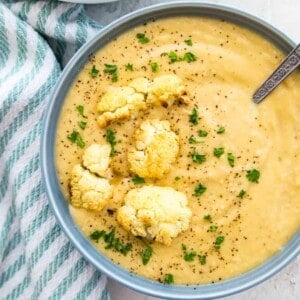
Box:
[0,1,109,299]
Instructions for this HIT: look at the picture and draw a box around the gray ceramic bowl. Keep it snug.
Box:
[41,2,300,299]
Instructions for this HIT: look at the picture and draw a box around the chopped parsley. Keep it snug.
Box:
[216,126,225,134]
[76,105,87,118]
[213,147,224,158]
[184,39,193,46]
[136,33,150,44]
[198,129,208,137]
[90,65,99,78]
[203,214,212,222]
[246,169,260,183]
[132,175,145,185]
[141,246,153,265]
[182,244,197,262]
[90,228,132,256]
[125,63,133,71]
[103,64,118,82]
[168,51,179,63]
[198,255,207,265]
[67,130,85,148]
[150,61,159,72]
[191,148,206,164]
[78,121,87,130]
[106,128,117,156]
[237,189,246,199]
[189,107,199,125]
[194,183,207,196]
[188,135,203,144]
[164,273,174,284]
[214,236,225,250]
[227,152,235,167]
[183,52,197,63]
[175,176,181,181]
[209,225,218,232]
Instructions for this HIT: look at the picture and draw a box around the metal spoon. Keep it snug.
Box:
[253,43,300,103]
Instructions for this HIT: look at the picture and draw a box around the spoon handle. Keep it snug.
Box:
[253,44,300,103]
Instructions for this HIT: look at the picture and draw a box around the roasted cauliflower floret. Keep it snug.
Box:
[128,77,150,94]
[97,86,147,127]
[117,186,192,245]
[147,74,189,107]
[82,143,111,177]
[70,164,112,211]
[128,119,179,179]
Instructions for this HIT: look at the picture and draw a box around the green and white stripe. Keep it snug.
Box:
[0,1,108,299]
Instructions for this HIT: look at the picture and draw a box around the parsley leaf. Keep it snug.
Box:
[182,244,197,262]
[164,273,174,284]
[136,33,150,44]
[209,225,218,232]
[198,255,207,265]
[78,121,87,130]
[184,39,193,46]
[76,105,87,118]
[175,176,181,181]
[198,129,208,137]
[104,64,118,82]
[106,128,117,156]
[132,175,145,184]
[246,169,260,183]
[213,147,224,158]
[125,63,133,71]
[90,230,105,242]
[183,52,197,63]
[194,183,207,196]
[227,152,235,167]
[237,189,246,199]
[216,126,225,134]
[150,61,159,72]
[189,107,199,125]
[214,236,225,250]
[141,246,153,265]
[67,130,85,148]
[90,65,99,78]
[191,148,206,164]
[203,214,212,222]
[188,135,202,144]
[168,51,179,63]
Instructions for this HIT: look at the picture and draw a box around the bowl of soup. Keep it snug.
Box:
[41,2,300,299]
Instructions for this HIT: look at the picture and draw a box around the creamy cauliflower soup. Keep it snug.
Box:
[55,16,300,284]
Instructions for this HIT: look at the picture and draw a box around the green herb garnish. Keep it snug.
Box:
[136,33,150,44]
[168,51,179,63]
[90,65,99,78]
[90,230,105,242]
[183,52,197,63]
[78,121,87,130]
[216,126,225,134]
[175,176,181,181]
[209,225,218,232]
[198,129,208,137]
[194,183,207,197]
[189,107,199,125]
[213,147,224,158]
[182,244,197,262]
[67,130,85,148]
[132,175,145,185]
[237,189,246,199]
[164,273,174,284]
[76,105,87,118]
[198,255,207,265]
[246,169,260,183]
[191,148,206,164]
[188,135,202,144]
[104,64,118,82]
[203,214,212,222]
[141,246,153,265]
[227,152,235,167]
[214,236,225,250]
[150,61,159,72]
[125,63,133,71]
[184,39,193,46]
[106,128,117,156]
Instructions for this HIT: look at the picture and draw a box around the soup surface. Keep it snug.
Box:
[56,16,300,284]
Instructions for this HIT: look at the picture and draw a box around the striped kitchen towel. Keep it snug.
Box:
[0,1,109,299]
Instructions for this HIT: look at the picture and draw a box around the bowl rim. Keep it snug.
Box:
[41,2,300,299]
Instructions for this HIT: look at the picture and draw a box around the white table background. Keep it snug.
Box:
[85,1,300,299]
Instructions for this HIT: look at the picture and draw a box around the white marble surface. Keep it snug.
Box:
[85,1,300,299]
